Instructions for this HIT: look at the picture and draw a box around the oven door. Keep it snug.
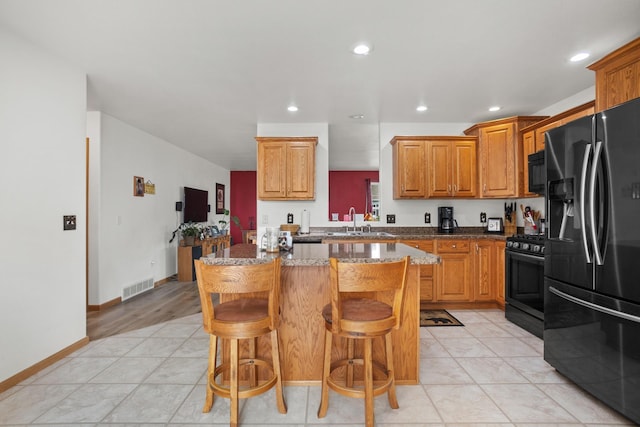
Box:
[505,249,545,319]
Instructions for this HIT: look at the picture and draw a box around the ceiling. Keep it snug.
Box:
[1,1,639,171]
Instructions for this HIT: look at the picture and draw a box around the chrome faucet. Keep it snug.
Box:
[348,206,356,231]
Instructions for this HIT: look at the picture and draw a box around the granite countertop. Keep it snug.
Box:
[292,227,509,243]
[201,242,440,267]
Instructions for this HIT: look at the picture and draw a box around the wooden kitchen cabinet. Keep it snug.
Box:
[495,240,506,307]
[475,240,495,301]
[435,239,473,302]
[401,239,435,302]
[427,137,477,198]
[256,137,317,200]
[391,137,427,198]
[391,136,476,199]
[588,37,640,112]
[465,117,545,198]
[401,237,506,307]
[177,235,230,282]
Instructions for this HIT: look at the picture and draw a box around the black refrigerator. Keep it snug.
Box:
[544,96,640,423]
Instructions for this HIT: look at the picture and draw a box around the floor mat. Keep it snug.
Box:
[420,309,464,327]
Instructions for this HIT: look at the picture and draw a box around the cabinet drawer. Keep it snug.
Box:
[401,240,435,277]
[436,240,470,253]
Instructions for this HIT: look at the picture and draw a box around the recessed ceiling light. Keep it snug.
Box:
[353,44,371,55]
[349,114,365,119]
[287,105,298,112]
[416,105,428,112]
[570,52,590,62]
[489,106,501,112]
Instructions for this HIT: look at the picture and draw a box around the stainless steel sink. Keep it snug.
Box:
[324,231,395,237]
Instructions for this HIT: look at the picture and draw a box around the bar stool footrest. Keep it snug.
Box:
[209,358,278,399]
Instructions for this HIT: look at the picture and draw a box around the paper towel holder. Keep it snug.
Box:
[300,209,310,234]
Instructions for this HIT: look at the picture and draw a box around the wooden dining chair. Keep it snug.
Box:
[194,258,287,427]
[242,229,257,244]
[317,256,410,427]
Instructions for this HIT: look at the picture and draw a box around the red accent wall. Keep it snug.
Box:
[230,171,256,245]
[328,171,379,220]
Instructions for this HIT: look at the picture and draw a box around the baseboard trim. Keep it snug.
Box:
[86,275,175,311]
[0,336,89,393]
[87,296,121,311]
[154,275,174,287]
[420,301,504,310]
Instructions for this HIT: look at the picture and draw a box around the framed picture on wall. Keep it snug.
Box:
[133,176,144,197]
[216,183,225,214]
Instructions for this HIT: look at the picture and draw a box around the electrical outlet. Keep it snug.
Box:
[386,214,396,224]
[425,212,431,224]
[480,212,487,223]
[262,214,269,225]
[63,215,76,230]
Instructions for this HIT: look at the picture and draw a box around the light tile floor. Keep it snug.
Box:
[0,309,634,426]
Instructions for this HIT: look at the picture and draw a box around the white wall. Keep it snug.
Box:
[86,112,101,305]
[534,86,595,117]
[91,112,229,305]
[0,28,87,382]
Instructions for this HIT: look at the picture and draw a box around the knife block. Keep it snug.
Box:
[504,216,517,236]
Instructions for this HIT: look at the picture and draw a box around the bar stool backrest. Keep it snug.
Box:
[194,258,282,333]
[328,256,410,335]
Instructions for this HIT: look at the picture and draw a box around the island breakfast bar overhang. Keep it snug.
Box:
[200,242,439,385]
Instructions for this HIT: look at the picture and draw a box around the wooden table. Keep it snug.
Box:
[201,243,439,385]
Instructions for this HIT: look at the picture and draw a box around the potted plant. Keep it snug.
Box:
[231,215,242,231]
[180,222,201,246]
[218,209,232,235]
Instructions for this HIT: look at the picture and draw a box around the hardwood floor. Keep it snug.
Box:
[86,277,203,340]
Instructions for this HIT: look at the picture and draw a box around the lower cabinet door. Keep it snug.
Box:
[436,253,473,301]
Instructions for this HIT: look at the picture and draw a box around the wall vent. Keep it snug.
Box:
[122,277,154,301]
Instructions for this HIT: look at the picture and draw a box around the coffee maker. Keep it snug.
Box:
[438,206,457,233]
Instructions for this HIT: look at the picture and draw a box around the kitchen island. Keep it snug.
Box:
[201,242,438,385]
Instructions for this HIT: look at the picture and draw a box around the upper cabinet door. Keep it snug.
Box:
[257,141,287,199]
[286,141,315,199]
[451,140,477,197]
[392,138,427,198]
[479,123,516,197]
[256,137,317,200]
[427,140,453,197]
[465,116,546,198]
[427,138,477,198]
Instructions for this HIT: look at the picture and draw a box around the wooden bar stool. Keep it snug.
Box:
[194,258,287,427]
[317,256,410,427]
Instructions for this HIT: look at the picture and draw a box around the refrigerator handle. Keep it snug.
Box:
[579,143,592,264]
[589,140,604,266]
[549,286,640,324]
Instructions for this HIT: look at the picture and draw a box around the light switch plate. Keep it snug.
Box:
[386,214,396,224]
[63,215,76,230]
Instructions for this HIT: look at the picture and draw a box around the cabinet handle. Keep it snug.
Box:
[453,184,457,194]
[483,184,487,194]
[448,184,452,194]
[452,244,456,248]
[476,243,479,254]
